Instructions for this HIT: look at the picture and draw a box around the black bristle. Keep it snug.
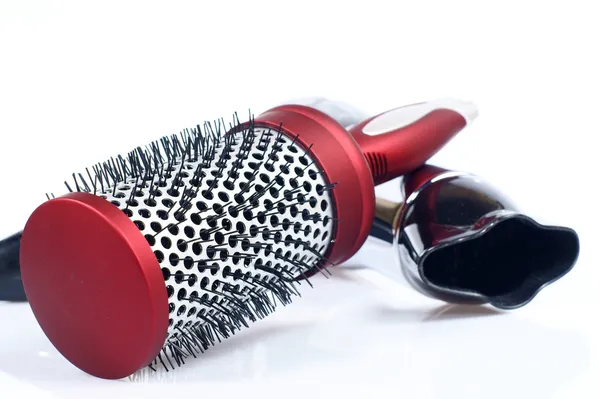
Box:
[168,344,182,367]
[162,347,175,370]
[86,168,97,194]
[300,143,314,158]
[265,124,284,169]
[102,162,115,187]
[124,176,140,213]
[118,155,130,179]
[157,352,168,372]
[72,173,81,192]
[288,133,300,149]
[317,182,339,195]
[92,165,104,194]
[160,137,172,163]
[110,157,121,182]
[174,328,198,358]
[136,147,151,176]
[254,264,301,296]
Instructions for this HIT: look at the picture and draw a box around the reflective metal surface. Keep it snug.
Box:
[372,165,580,309]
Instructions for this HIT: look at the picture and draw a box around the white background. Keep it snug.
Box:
[0,1,597,398]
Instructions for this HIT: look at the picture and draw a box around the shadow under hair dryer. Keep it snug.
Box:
[370,164,580,309]
[298,97,580,309]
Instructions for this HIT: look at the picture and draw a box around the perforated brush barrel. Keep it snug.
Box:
[20,115,353,380]
[99,128,336,337]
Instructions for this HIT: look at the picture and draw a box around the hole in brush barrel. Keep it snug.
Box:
[421,217,579,307]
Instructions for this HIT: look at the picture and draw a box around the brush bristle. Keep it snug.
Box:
[60,114,338,372]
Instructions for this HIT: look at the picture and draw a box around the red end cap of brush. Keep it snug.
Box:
[20,192,169,379]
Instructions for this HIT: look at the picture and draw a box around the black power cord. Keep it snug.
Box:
[0,232,26,301]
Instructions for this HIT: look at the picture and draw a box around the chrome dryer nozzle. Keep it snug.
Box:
[371,165,580,309]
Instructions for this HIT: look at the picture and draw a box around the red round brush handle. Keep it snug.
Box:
[348,99,477,185]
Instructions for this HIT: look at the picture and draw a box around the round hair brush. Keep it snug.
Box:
[19,101,471,379]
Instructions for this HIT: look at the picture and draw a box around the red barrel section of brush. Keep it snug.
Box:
[250,104,376,268]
